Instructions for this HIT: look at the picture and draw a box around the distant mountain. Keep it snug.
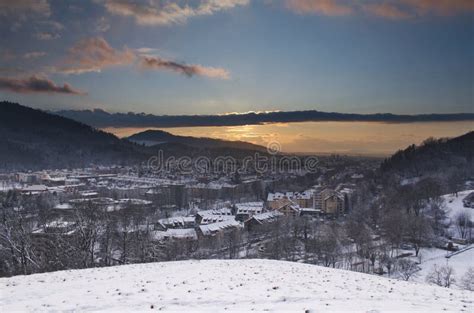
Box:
[127,130,266,152]
[381,131,474,177]
[0,102,269,170]
[0,101,151,170]
[54,108,474,128]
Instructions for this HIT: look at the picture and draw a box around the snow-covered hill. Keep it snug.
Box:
[443,189,473,224]
[1,260,472,312]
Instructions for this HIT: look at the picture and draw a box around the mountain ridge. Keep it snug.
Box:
[0,102,269,170]
[127,129,267,152]
[54,108,474,128]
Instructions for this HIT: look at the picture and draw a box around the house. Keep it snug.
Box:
[235,201,264,221]
[195,208,233,225]
[156,216,196,230]
[42,220,77,235]
[320,188,345,216]
[150,228,197,241]
[267,190,315,210]
[275,199,300,217]
[21,184,49,195]
[16,173,40,184]
[266,192,287,209]
[463,192,474,208]
[197,219,242,237]
[299,208,320,217]
[292,191,313,208]
[245,211,283,232]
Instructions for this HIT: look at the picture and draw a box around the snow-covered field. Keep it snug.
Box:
[413,247,473,286]
[443,190,473,226]
[1,259,472,312]
[409,190,474,286]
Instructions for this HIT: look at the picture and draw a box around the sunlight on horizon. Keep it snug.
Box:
[103,121,473,156]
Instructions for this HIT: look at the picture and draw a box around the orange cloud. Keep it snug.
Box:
[400,0,474,16]
[284,0,474,19]
[140,56,230,79]
[57,37,230,79]
[103,0,249,26]
[363,2,411,19]
[59,37,135,74]
[0,75,86,95]
[285,0,353,16]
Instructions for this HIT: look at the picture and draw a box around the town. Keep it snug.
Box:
[1,150,473,291]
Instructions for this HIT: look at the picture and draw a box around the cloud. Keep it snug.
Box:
[102,0,249,26]
[59,37,135,74]
[35,32,61,40]
[285,0,353,16]
[140,56,230,79]
[400,0,474,16]
[57,37,229,79]
[0,49,16,61]
[363,2,411,19]
[95,16,110,33]
[283,0,474,19]
[23,51,47,59]
[0,0,50,16]
[135,47,159,54]
[38,20,64,31]
[0,75,86,95]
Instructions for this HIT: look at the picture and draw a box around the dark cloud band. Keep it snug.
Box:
[0,75,86,95]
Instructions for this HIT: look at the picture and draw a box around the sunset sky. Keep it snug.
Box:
[0,0,473,115]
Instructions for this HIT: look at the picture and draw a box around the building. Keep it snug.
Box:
[245,211,283,232]
[156,216,196,230]
[21,184,49,195]
[197,219,242,238]
[274,199,300,217]
[267,190,314,210]
[235,201,264,221]
[150,228,197,241]
[319,188,345,216]
[195,208,234,225]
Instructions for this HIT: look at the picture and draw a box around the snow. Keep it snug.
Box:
[235,202,264,215]
[413,247,474,288]
[198,219,242,236]
[1,259,472,312]
[251,211,284,224]
[442,190,474,222]
[151,228,197,240]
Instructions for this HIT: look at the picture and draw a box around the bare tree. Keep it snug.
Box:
[396,259,420,281]
[381,210,407,257]
[72,201,106,268]
[426,264,456,288]
[0,191,39,275]
[380,254,395,276]
[460,267,474,291]
[454,211,472,240]
[406,215,433,257]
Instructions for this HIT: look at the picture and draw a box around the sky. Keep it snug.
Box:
[0,0,473,115]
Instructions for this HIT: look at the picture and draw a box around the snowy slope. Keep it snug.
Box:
[443,190,473,222]
[1,260,472,312]
[413,247,474,287]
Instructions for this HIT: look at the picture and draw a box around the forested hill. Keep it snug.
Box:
[0,101,148,170]
[127,129,266,152]
[0,102,268,170]
[380,131,474,178]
